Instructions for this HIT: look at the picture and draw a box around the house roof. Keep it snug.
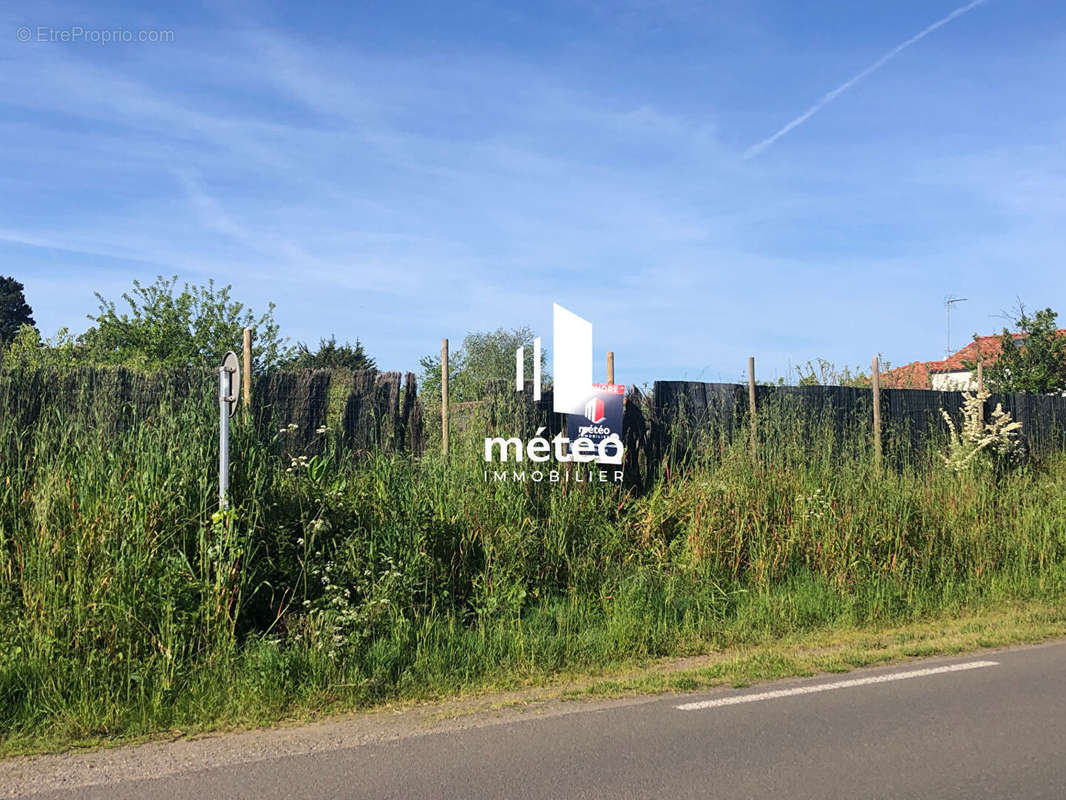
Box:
[881,329,1066,389]
[880,360,932,389]
[927,333,1024,373]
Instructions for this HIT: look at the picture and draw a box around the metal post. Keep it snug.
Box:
[219,366,230,510]
[242,327,252,413]
[871,356,882,471]
[607,351,615,385]
[441,338,449,460]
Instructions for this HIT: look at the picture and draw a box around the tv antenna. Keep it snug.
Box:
[944,295,967,358]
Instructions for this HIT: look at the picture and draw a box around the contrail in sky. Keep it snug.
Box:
[743,0,989,159]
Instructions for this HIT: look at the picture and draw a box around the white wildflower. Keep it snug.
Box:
[940,389,1023,471]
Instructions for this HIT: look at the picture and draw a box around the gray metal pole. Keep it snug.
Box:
[219,366,230,510]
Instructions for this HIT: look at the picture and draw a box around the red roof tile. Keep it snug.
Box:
[881,360,932,389]
[880,329,1066,389]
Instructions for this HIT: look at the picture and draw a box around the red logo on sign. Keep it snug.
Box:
[584,397,606,423]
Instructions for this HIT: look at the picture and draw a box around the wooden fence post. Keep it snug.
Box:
[607,351,615,385]
[747,357,757,462]
[242,327,252,417]
[871,355,882,471]
[977,356,984,422]
[441,338,450,459]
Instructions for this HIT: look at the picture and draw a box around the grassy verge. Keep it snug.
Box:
[1,375,1065,755]
[3,599,1064,757]
[565,599,1066,700]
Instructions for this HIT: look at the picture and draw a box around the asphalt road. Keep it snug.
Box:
[12,641,1066,799]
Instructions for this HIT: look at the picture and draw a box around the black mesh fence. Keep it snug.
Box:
[650,381,1066,474]
[1,366,424,459]
[247,368,424,457]
[992,392,1066,455]
[0,365,215,434]
[3,365,1064,476]
[466,380,1066,488]
[253,369,333,453]
[338,370,424,456]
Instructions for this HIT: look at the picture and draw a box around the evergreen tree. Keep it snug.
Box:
[0,276,36,344]
[283,335,376,370]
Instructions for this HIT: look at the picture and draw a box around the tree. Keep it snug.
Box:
[79,275,293,371]
[0,276,35,344]
[420,326,547,403]
[282,335,376,371]
[969,305,1066,394]
[1,324,80,370]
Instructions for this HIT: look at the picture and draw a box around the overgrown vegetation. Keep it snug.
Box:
[81,275,292,370]
[2,370,1065,753]
[0,324,81,370]
[419,327,547,403]
[793,356,886,387]
[1,275,296,372]
[966,304,1066,395]
[940,389,1023,471]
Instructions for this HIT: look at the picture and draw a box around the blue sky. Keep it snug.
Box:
[2,0,1064,384]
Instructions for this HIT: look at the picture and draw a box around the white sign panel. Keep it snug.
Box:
[552,303,593,415]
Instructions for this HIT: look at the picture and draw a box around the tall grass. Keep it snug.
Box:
[1,372,1065,748]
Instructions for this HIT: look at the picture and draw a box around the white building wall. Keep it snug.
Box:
[931,371,976,391]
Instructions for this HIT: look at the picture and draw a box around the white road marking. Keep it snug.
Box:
[676,660,999,711]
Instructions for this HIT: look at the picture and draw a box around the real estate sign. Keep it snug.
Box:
[567,383,625,463]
